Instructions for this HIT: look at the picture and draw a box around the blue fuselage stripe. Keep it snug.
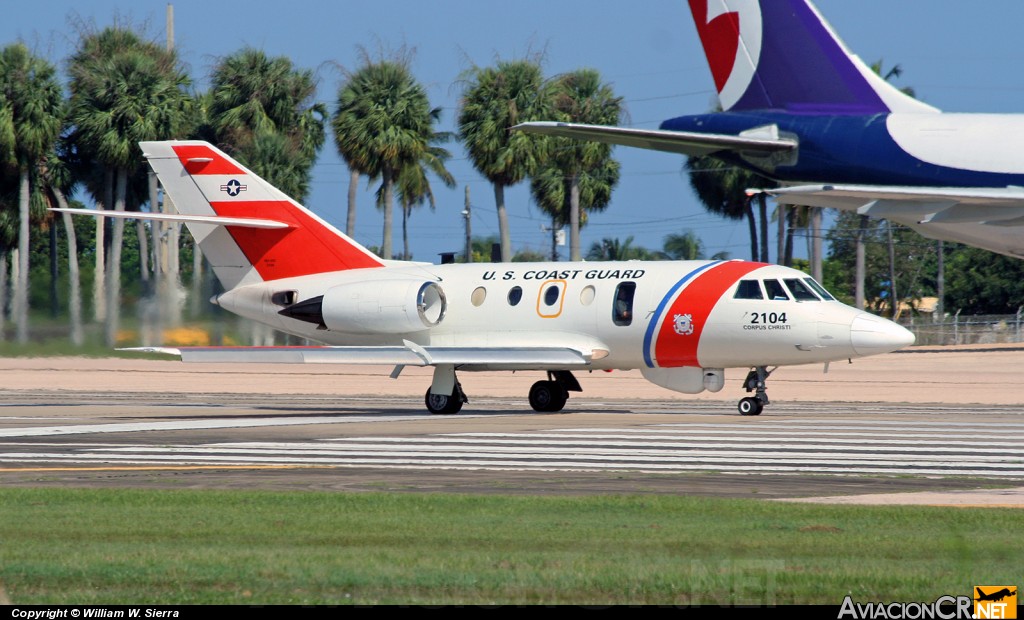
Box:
[643,260,723,368]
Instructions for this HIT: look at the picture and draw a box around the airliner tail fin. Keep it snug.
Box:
[687,0,938,114]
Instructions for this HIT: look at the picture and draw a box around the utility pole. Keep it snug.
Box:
[541,222,564,261]
[462,186,472,263]
[166,4,174,50]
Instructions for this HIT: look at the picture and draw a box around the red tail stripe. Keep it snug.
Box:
[171,144,245,175]
[214,201,383,280]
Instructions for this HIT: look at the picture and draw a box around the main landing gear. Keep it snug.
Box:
[738,366,773,416]
[424,381,466,414]
[424,369,582,414]
[528,371,582,413]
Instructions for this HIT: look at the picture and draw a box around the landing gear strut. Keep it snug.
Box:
[738,366,773,416]
[528,370,582,413]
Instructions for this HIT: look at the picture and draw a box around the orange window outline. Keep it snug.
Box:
[536,279,567,318]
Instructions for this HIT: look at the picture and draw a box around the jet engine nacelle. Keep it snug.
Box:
[281,280,446,334]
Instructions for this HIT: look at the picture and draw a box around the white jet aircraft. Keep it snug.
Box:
[56,141,914,415]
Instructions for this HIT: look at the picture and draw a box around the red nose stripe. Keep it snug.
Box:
[653,261,763,367]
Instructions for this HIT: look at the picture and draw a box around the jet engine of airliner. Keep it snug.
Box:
[281,280,446,334]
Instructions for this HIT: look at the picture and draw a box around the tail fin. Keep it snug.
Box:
[687,0,938,114]
[141,140,383,290]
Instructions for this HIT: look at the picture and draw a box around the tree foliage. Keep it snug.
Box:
[458,58,549,262]
[334,52,439,259]
[207,48,326,202]
[826,211,936,311]
[530,68,622,261]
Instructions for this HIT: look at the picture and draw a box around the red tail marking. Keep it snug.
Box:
[171,144,245,175]
[214,201,383,280]
[688,0,741,92]
[654,261,763,367]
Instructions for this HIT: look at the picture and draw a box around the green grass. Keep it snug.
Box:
[0,488,1020,605]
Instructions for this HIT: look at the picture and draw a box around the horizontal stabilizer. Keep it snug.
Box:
[513,121,796,156]
[121,344,597,368]
[50,207,291,230]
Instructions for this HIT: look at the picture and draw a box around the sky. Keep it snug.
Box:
[5,1,1024,264]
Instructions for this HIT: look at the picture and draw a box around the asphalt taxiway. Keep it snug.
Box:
[1,348,1022,506]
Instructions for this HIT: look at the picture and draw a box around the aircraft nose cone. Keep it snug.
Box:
[850,314,916,356]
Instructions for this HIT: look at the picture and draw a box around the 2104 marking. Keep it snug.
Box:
[750,312,787,325]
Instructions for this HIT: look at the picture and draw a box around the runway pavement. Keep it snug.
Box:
[0,349,1022,506]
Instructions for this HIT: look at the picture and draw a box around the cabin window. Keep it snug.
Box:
[507,286,523,306]
[613,282,636,326]
[734,279,763,300]
[580,285,596,306]
[763,279,789,301]
[804,278,836,301]
[471,286,487,307]
[784,278,820,301]
[543,285,560,306]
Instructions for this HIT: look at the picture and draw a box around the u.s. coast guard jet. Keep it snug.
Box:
[56,140,913,415]
[516,0,1024,259]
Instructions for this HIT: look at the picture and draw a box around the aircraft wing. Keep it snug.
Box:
[768,184,1024,258]
[512,121,797,157]
[125,343,599,369]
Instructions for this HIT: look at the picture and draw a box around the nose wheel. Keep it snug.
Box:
[738,396,763,416]
[738,366,773,416]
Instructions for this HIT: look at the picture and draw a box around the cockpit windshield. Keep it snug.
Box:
[784,278,820,301]
[803,277,836,301]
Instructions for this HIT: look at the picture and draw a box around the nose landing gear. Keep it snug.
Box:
[738,366,773,416]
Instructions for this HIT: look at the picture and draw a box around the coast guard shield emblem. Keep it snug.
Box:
[673,313,695,336]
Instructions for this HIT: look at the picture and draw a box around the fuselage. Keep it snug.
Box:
[214,259,913,373]
[664,111,1024,187]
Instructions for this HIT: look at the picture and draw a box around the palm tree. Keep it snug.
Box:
[531,69,623,261]
[663,231,705,260]
[334,53,437,259]
[393,132,455,260]
[40,145,84,346]
[67,26,194,346]
[457,58,549,262]
[331,67,376,239]
[530,153,619,259]
[585,236,653,261]
[206,48,326,202]
[687,155,758,261]
[0,44,63,343]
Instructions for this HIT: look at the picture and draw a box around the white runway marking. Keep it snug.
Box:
[0,413,495,438]
[3,418,1023,478]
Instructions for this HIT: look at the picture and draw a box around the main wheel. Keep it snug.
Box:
[529,381,568,412]
[425,388,463,414]
[738,397,763,416]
